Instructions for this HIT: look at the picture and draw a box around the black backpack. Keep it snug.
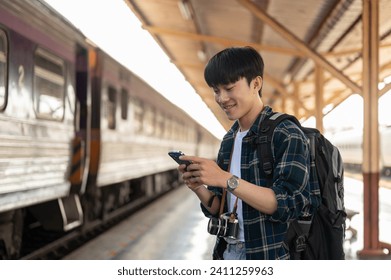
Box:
[256,112,346,259]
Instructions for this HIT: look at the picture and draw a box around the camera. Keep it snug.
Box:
[207,212,239,240]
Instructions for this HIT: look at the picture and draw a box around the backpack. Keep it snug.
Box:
[256,112,346,260]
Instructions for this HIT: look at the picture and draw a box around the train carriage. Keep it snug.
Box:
[0,0,220,259]
[84,48,218,220]
[0,0,89,258]
[90,48,202,187]
[330,126,391,176]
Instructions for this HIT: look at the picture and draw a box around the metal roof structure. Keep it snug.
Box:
[124,0,391,132]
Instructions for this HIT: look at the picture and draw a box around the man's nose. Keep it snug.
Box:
[217,90,229,103]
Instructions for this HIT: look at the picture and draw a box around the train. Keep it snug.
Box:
[329,126,391,176]
[0,0,220,259]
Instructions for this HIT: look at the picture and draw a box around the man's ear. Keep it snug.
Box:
[253,76,263,92]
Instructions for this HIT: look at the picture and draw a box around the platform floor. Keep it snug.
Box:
[63,176,391,260]
[64,185,215,260]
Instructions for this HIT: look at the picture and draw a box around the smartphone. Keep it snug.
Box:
[168,151,192,167]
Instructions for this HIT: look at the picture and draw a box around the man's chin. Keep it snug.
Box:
[225,113,237,121]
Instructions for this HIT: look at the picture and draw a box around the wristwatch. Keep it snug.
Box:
[227,175,239,192]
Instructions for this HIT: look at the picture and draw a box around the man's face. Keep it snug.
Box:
[213,77,261,122]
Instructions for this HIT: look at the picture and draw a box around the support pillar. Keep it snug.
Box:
[315,66,324,133]
[293,82,299,117]
[357,0,389,258]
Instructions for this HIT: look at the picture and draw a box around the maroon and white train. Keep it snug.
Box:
[0,0,220,258]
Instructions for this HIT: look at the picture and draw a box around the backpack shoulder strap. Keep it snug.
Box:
[257,112,319,258]
[256,112,301,180]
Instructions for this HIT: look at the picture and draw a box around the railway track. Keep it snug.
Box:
[20,190,174,260]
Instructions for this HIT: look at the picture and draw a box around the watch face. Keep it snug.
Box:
[228,176,239,190]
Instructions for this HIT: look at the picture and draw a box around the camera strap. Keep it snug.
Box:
[229,195,239,221]
[219,189,239,220]
[231,196,239,215]
[219,189,227,216]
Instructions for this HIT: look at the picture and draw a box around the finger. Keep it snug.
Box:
[191,170,201,178]
[190,176,201,184]
[182,171,194,180]
[178,164,188,173]
[179,155,202,162]
[186,163,199,172]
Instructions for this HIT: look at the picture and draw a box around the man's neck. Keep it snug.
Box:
[238,103,264,131]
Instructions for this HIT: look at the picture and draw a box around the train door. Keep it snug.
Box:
[70,44,90,194]
[80,47,104,223]
[73,45,104,224]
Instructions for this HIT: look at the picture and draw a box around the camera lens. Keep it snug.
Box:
[207,217,221,235]
[207,217,228,237]
[221,213,239,239]
[226,220,239,239]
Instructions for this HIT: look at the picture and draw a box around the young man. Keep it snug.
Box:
[179,46,314,260]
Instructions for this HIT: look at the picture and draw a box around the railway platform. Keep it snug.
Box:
[63,176,391,260]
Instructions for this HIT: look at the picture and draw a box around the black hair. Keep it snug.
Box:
[204,46,264,97]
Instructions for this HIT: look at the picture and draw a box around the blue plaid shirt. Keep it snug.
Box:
[202,106,319,259]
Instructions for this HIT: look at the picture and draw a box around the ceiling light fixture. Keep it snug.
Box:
[197,50,206,62]
[178,0,192,20]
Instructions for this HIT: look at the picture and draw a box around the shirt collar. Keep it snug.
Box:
[248,105,273,136]
[226,106,274,138]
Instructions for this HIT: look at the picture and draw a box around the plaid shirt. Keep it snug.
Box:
[202,106,318,259]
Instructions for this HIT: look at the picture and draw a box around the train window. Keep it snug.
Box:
[172,120,180,140]
[187,125,196,142]
[107,86,117,129]
[143,105,155,136]
[180,122,186,141]
[0,30,7,110]
[155,112,165,137]
[33,48,65,120]
[164,117,173,139]
[120,88,128,120]
[180,123,185,140]
[133,98,143,133]
[163,117,170,138]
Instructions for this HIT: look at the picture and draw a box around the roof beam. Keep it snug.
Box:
[324,41,391,58]
[172,60,290,98]
[237,0,362,95]
[143,25,304,57]
[263,73,289,97]
[379,82,391,97]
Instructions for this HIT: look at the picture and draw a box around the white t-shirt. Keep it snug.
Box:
[227,129,248,242]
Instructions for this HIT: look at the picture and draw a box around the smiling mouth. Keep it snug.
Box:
[222,104,235,110]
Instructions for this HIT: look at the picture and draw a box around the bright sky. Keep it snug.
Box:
[43,0,227,139]
[43,0,391,139]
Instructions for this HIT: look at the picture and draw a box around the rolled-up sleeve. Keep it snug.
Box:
[200,186,223,218]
